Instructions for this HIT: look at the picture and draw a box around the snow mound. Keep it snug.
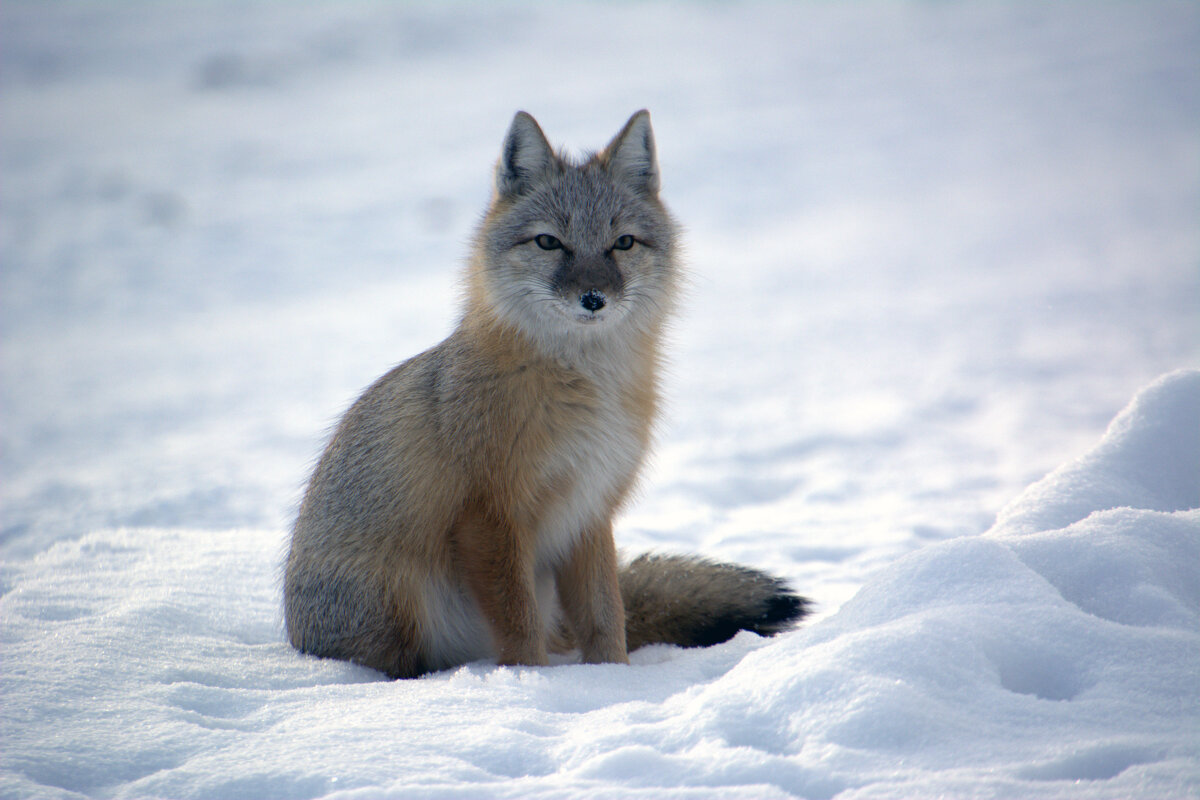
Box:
[3,371,1198,799]
[995,368,1200,535]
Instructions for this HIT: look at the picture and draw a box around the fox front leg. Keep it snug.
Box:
[555,520,629,665]
[451,506,548,667]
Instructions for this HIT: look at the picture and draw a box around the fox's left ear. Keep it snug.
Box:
[603,110,660,196]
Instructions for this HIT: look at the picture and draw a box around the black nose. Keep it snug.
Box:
[580,290,606,312]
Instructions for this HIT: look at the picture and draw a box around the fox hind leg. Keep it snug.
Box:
[285,573,428,678]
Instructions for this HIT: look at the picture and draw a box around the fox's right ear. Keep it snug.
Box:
[496,111,554,199]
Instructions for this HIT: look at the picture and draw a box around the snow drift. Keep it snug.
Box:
[2,370,1197,799]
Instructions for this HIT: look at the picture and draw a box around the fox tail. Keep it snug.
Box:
[616,553,809,652]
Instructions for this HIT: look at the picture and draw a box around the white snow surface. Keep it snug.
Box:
[2,2,1199,798]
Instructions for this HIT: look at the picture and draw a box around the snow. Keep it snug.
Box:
[2,2,1198,798]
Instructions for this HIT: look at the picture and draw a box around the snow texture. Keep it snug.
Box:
[2,2,1199,798]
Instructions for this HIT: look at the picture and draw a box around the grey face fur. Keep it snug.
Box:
[474,111,679,353]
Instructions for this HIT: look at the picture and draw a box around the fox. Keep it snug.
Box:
[284,110,808,678]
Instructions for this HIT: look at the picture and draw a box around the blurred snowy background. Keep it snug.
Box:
[2,2,1198,798]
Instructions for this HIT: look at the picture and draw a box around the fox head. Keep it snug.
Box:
[468,111,680,359]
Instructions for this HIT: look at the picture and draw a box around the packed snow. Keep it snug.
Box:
[2,2,1198,798]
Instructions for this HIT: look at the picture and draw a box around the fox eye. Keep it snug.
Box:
[613,235,636,251]
[534,234,562,251]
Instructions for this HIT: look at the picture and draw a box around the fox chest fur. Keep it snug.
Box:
[435,323,658,569]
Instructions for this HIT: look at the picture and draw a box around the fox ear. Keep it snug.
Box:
[496,111,554,199]
[603,110,659,196]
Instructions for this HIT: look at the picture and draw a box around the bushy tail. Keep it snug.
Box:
[618,553,810,651]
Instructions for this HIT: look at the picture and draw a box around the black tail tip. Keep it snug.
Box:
[689,583,811,648]
[756,589,812,635]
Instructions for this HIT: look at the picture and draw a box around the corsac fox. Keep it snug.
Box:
[284,110,808,678]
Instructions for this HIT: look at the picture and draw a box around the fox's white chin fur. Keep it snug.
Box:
[545,298,634,336]
[493,288,632,337]
[558,304,617,325]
